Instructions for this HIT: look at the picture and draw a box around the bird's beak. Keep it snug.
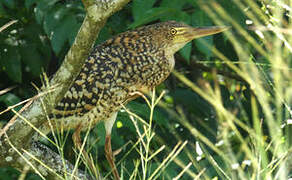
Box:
[182,26,230,41]
[169,25,230,53]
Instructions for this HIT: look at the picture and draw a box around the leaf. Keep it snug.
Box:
[43,5,70,36]
[0,93,21,111]
[19,44,43,77]
[186,0,199,8]
[34,6,45,25]
[218,0,246,27]
[1,0,15,9]
[96,26,111,44]
[34,0,59,24]
[191,11,214,58]
[20,22,52,67]
[160,0,186,10]
[0,167,19,180]
[129,7,174,28]
[0,46,22,83]
[25,0,38,9]
[68,20,81,46]
[132,0,156,21]
[0,3,6,16]
[160,9,191,23]
[117,111,136,133]
[51,15,78,55]
[194,36,213,59]
[93,123,106,146]
[170,89,214,118]
[0,93,20,106]
[179,42,192,63]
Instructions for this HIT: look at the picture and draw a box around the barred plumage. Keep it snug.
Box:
[40,21,228,180]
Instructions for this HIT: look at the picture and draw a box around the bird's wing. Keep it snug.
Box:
[51,68,106,117]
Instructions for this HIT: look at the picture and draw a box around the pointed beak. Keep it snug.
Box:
[184,26,230,41]
[169,25,230,54]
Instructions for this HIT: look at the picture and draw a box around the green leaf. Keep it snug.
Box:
[218,0,246,27]
[179,42,192,63]
[191,11,214,58]
[170,89,214,118]
[118,111,136,133]
[0,46,22,83]
[160,0,186,9]
[160,9,191,23]
[186,0,199,8]
[25,0,38,9]
[96,26,111,44]
[191,11,211,26]
[129,7,174,28]
[0,93,22,112]
[68,20,81,46]
[34,0,59,24]
[0,93,21,107]
[51,15,77,55]
[0,4,6,16]
[43,5,70,36]
[194,36,213,59]
[132,0,156,21]
[19,44,43,77]
[34,6,45,24]
[0,167,20,180]
[20,22,52,67]
[2,0,15,9]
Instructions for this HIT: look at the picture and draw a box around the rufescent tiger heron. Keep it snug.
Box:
[41,21,229,180]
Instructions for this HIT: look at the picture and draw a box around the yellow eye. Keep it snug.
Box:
[170,28,177,35]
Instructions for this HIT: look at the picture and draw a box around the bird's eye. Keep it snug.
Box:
[170,28,177,35]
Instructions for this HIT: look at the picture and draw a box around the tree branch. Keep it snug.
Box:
[29,142,94,180]
[0,0,131,179]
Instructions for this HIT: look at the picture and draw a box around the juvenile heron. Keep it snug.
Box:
[43,21,229,179]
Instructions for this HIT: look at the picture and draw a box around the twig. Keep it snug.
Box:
[0,87,56,138]
[173,162,193,180]
[0,20,18,33]
[0,96,34,138]
[0,86,17,96]
[249,25,292,35]
[18,165,30,180]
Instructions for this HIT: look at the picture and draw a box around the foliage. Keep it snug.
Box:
[1,0,292,179]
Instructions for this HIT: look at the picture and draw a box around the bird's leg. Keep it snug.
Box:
[105,134,120,180]
[72,123,97,177]
[104,112,120,180]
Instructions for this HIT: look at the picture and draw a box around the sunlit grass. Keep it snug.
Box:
[114,89,189,179]
[153,0,292,179]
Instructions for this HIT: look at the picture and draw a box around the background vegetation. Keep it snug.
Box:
[1,0,292,179]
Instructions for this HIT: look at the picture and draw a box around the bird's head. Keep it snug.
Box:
[143,21,230,56]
